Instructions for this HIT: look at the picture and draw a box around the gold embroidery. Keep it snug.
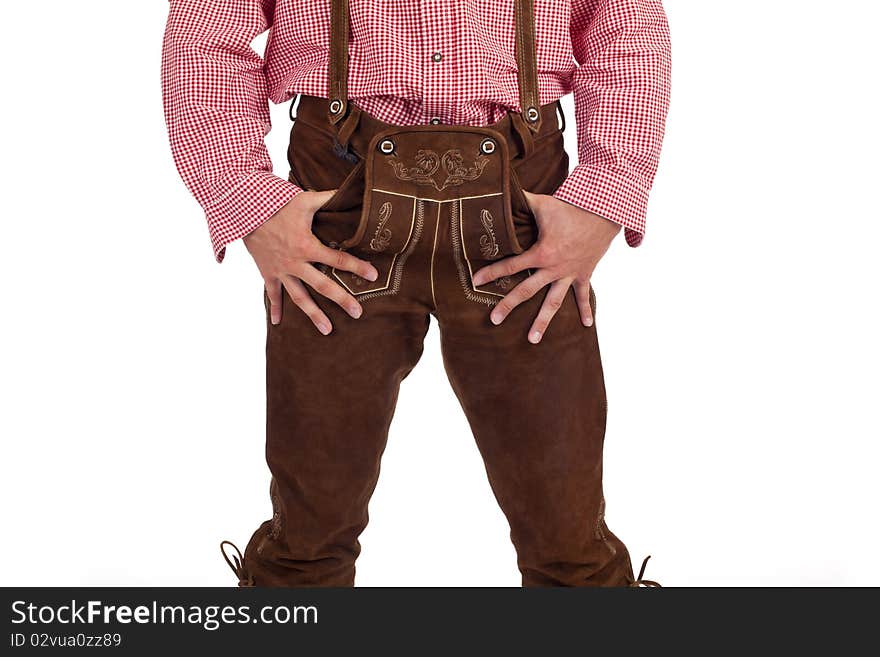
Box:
[369,202,393,252]
[388,149,489,192]
[478,209,500,259]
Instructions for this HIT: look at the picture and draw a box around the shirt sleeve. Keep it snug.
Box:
[553,0,672,247]
[162,0,302,262]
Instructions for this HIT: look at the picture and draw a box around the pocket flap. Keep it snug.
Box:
[333,191,418,295]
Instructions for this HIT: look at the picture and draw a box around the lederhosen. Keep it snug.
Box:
[223,0,639,587]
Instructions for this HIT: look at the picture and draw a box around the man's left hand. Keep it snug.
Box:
[471,191,620,344]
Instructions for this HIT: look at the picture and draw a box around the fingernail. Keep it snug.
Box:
[271,315,280,325]
[529,330,542,344]
[350,306,362,319]
[490,313,502,325]
[472,274,484,285]
[584,317,593,327]
[366,268,379,282]
[318,322,332,335]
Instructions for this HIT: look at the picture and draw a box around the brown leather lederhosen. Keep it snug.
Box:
[222,0,640,587]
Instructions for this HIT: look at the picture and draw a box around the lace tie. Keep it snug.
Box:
[220,541,255,587]
[630,555,661,587]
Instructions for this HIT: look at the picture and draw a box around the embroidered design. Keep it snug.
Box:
[595,497,607,541]
[594,496,617,558]
[356,199,426,302]
[442,150,490,188]
[450,200,500,307]
[495,275,513,291]
[388,149,489,192]
[478,209,500,259]
[369,202,393,252]
[387,150,439,186]
[269,479,283,541]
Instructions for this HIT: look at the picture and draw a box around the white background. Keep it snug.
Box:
[1,1,878,587]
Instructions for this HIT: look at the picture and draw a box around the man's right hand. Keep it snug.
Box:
[244,190,379,334]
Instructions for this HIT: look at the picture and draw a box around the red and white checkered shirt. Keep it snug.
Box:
[162,0,671,262]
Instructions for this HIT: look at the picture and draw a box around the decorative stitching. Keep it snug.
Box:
[495,275,513,291]
[388,149,489,191]
[332,196,417,295]
[450,200,501,306]
[478,209,501,259]
[369,202,393,252]
[356,199,426,302]
[371,188,503,203]
[269,479,283,541]
[429,202,443,309]
[595,497,607,541]
[595,496,617,558]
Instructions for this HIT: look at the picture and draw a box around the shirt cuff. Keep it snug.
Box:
[552,164,650,248]
[205,171,303,262]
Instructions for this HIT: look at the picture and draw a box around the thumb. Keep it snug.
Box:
[310,188,338,209]
[522,189,541,213]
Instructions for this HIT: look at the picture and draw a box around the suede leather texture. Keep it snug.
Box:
[240,96,635,587]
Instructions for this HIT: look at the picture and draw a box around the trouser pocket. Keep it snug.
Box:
[453,185,534,298]
[331,189,423,296]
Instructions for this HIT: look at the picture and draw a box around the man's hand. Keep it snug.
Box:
[471,191,620,344]
[244,190,379,334]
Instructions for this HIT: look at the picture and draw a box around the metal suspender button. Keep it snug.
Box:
[329,99,344,115]
[480,138,496,155]
[526,106,540,123]
[378,139,395,154]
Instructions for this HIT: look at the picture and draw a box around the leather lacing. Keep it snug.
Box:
[630,555,661,587]
[220,541,255,587]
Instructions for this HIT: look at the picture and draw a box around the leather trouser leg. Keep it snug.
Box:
[243,286,431,586]
[435,270,634,586]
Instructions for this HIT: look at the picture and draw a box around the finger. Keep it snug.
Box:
[297,266,363,320]
[265,278,283,325]
[308,188,337,210]
[574,280,594,327]
[281,277,332,335]
[489,269,556,325]
[528,279,571,344]
[522,189,541,212]
[311,243,379,282]
[472,251,540,287]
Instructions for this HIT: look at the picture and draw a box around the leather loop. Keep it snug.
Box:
[336,104,363,152]
[289,94,300,123]
[556,100,566,132]
[515,0,542,134]
[328,0,350,125]
[510,112,535,158]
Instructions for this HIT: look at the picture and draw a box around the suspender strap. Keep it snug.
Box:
[327,0,541,132]
[515,0,542,133]
[327,0,350,124]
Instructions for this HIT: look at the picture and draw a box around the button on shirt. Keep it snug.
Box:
[162,0,672,262]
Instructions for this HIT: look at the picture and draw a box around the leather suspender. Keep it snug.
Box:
[327,0,542,133]
[514,0,542,133]
[327,0,350,124]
